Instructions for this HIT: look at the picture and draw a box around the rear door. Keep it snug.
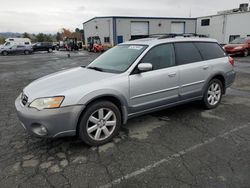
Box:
[129,43,179,113]
[174,42,208,100]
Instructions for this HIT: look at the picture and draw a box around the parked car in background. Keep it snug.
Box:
[32,42,55,53]
[223,37,250,57]
[3,38,31,47]
[15,36,235,146]
[0,45,33,56]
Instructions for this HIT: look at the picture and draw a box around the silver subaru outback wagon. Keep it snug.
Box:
[15,36,236,146]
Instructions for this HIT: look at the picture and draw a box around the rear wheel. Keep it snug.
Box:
[24,50,30,55]
[48,48,53,53]
[243,49,248,57]
[203,79,223,109]
[78,100,121,146]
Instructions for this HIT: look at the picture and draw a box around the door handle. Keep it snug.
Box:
[203,66,209,70]
[168,72,176,77]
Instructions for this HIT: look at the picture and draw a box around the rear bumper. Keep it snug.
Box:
[225,70,236,88]
[15,95,85,138]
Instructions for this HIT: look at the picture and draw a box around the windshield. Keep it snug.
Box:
[87,44,147,73]
[94,39,101,44]
[3,42,11,46]
[230,37,247,44]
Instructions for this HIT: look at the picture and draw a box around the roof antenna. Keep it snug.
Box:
[189,8,192,18]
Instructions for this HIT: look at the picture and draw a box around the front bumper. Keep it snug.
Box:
[15,95,85,138]
[225,50,243,56]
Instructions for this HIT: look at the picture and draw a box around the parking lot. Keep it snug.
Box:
[0,51,250,188]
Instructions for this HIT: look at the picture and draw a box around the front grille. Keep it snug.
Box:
[21,93,28,106]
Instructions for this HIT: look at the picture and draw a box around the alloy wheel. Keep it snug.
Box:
[207,82,221,106]
[87,108,117,141]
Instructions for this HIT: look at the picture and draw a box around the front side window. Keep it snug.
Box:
[141,43,175,70]
[88,44,147,73]
[174,42,203,65]
[194,42,225,60]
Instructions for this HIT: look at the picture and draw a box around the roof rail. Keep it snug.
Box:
[148,33,208,39]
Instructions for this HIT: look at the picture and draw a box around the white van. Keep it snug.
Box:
[3,38,31,47]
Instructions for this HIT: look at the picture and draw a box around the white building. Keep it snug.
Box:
[82,16,196,46]
[82,4,250,46]
[197,4,250,44]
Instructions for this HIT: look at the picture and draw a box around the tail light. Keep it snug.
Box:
[228,56,234,66]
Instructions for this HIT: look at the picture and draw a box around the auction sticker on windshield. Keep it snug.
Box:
[128,46,144,50]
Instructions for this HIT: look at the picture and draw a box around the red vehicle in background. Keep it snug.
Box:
[87,36,104,53]
[223,37,250,57]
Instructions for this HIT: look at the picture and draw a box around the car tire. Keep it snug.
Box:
[243,49,248,57]
[203,79,223,109]
[24,50,30,55]
[2,51,8,56]
[78,100,121,146]
[48,48,53,53]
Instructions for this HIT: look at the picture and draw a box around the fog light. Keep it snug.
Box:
[32,124,48,136]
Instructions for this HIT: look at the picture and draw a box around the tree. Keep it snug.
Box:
[0,36,5,44]
[56,32,62,41]
[62,28,72,38]
[44,34,53,42]
[23,32,30,39]
[75,28,80,32]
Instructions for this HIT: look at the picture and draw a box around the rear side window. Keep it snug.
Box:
[174,42,202,65]
[141,43,175,70]
[194,42,225,60]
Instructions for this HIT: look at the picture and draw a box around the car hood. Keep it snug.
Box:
[224,44,245,49]
[23,67,117,102]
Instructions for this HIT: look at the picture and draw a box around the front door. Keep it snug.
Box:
[129,43,179,113]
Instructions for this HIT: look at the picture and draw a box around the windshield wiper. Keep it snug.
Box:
[87,66,104,72]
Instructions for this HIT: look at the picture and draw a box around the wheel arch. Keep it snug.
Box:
[76,92,129,136]
[203,73,226,95]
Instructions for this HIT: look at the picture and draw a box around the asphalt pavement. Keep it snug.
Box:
[0,51,250,188]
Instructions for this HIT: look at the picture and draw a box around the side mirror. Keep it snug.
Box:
[137,63,153,73]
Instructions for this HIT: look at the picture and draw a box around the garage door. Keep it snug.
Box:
[131,22,149,36]
[171,22,185,34]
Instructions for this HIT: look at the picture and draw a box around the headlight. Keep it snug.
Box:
[29,96,64,110]
[234,46,243,50]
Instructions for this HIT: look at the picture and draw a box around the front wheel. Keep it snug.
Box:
[2,51,8,56]
[78,100,121,146]
[203,79,223,109]
[48,48,53,53]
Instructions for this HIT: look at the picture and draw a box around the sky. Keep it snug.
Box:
[0,0,249,33]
